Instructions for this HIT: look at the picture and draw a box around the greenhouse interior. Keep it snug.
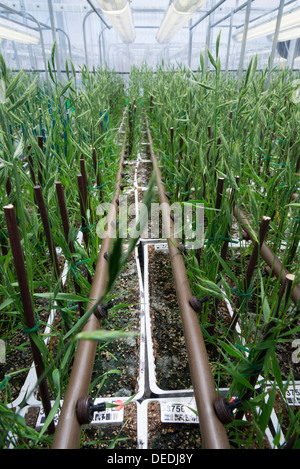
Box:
[0,0,300,451]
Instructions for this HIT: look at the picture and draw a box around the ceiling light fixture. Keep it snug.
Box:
[156,0,207,43]
[0,18,39,44]
[234,6,300,42]
[96,0,135,43]
[276,27,300,42]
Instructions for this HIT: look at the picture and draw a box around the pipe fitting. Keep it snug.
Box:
[213,396,243,424]
[94,301,113,320]
[189,295,209,313]
[76,396,106,425]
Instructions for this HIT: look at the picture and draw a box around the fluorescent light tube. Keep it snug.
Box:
[96,0,135,43]
[235,7,300,42]
[157,0,207,43]
[277,27,300,42]
[173,0,207,13]
[0,19,39,44]
[96,0,127,9]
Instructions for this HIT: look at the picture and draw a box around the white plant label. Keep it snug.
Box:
[285,385,300,407]
[160,398,199,424]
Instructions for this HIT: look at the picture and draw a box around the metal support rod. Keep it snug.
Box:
[225,6,235,73]
[204,6,212,71]
[83,7,110,71]
[191,0,226,30]
[56,27,72,63]
[238,0,252,85]
[287,39,297,69]
[86,0,111,29]
[145,116,230,450]
[234,205,300,305]
[234,0,296,31]
[51,136,126,449]
[266,0,285,90]
[211,0,255,28]
[4,204,55,434]
[83,10,93,70]
[188,19,193,68]
[98,30,103,67]
[47,0,62,82]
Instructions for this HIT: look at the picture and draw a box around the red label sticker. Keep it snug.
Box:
[113,400,124,411]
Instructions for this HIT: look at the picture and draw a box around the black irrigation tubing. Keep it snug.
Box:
[51,133,127,449]
[145,115,231,450]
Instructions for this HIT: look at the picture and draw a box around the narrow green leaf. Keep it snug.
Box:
[206,47,217,70]
[216,30,221,57]
[59,80,72,97]
[74,330,138,342]
[39,369,61,437]
[51,40,56,70]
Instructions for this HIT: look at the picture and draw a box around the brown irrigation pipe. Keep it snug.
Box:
[145,117,230,449]
[233,206,300,306]
[51,136,126,449]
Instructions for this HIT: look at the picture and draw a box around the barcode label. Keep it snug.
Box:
[154,243,196,252]
[35,399,124,429]
[36,404,62,429]
[161,399,199,424]
[154,243,168,251]
[91,401,124,425]
[285,385,300,406]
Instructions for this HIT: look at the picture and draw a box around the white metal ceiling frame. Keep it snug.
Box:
[1,1,300,73]
[0,1,74,81]
[0,1,49,79]
[83,2,111,70]
[208,0,299,80]
[95,0,229,70]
